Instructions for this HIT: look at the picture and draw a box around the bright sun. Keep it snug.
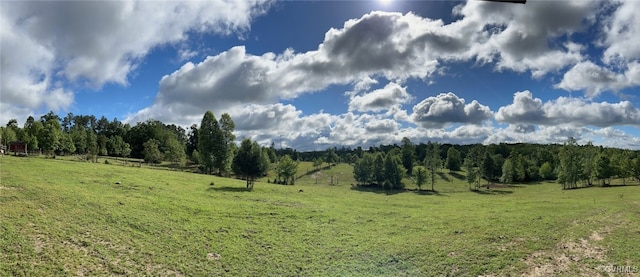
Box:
[379,0,393,6]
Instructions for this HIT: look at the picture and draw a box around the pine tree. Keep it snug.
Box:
[198,111,221,174]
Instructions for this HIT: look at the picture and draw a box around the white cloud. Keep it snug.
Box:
[411,92,492,128]
[348,82,413,112]
[601,0,640,64]
[496,91,640,127]
[0,0,270,123]
[454,0,598,77]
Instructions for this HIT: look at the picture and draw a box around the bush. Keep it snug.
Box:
[209,181,215,186]
[104,159,110,164]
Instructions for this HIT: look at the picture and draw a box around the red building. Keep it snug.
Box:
[8,142,27,155]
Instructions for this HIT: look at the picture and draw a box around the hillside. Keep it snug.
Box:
[1,156,639,276]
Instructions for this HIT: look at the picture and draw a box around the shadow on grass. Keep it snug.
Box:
[409,189,448,196]
[436,172,451,182]
[471,189,513,195]
[350,185,448,196]
[207,186,250,192]
[449,171,465,180]
[350,185,405,195]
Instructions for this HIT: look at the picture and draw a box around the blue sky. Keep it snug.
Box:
[1,0,639,150]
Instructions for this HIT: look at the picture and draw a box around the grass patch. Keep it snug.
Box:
[1,155,639,276]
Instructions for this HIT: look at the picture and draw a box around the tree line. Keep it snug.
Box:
[2,111,639,191]
[350,137,640,191]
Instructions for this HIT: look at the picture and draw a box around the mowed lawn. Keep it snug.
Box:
[1,156,639,276]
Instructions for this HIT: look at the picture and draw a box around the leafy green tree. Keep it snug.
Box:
[373,153,385,185]
[276,155,298,185]
[143,139,162,164]
[70,127,87,153]
[198,111,222,174]
[325,148,339,167]
[353,153,374,185]
[60,133,76,155]
[500,158,515,184]
[593,153,613,186]
[0,127,16,147]
[232,139,268,190]
[558,137,582,189]
[481,152,497,184]
[632,157,640,182]
[165,135,186,167]
[384,153,404,190]
[464,157,481,190]
[425,142,442,191]
[217,113,235,175]
[86,129,98,162]
[38,118,62,157]
[312,157,323,169]
[186,124,199,159]
[445,147,462,172]
[538,162,555,180]
[401,137,416,175]
[414,166,427,190]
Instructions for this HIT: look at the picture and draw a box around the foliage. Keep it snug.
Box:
[424,142,442,191]
[500,158,515,184]
[414,166,427,190]
[198,111,222,174]
[232,138,269,190]
[558,137,581,189]
[143,139,162,164]
[538,162,555,180]
[383,153,405,190]
[275,155,298,185]
[445,146,462,171]
[401,137,415,175]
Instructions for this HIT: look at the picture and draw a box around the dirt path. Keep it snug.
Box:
[520,213,628,277]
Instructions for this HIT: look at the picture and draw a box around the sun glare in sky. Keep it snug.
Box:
[379,0,393,6]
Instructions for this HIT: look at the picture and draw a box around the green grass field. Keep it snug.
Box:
[1,155,639,276]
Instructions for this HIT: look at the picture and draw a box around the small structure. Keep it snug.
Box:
[8,142,27,156]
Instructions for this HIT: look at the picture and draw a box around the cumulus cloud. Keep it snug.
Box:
[555,61,637,98]
[411,92,492,128]
[348,82,413,112]
[454,0,598,77]
[496,91,640,127]
[0,0,270,123]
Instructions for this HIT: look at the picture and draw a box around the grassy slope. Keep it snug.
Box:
[1,156,639,276]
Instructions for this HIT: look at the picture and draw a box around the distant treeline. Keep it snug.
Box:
[2,111,639,191]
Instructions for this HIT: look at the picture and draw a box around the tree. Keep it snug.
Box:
[538,162,555,180]
[232,138,268,190]
[593,153,613,186]
[401,137,416,175]
[59,133,76,155]
[275,155,298,185]
[414,166,427,190]
[445,147,462,172]
[312,157,323,169]
[186,124,199,159]
[0,127,16,147]
[325,148,339,167]
[480,152,497,184]
[500,158,515,184]
[373,153,385,185]
[424,142,442,191]
[217,113,235,175]
[86,129,98,162]
[164,135,186,167]
[558,137,582,189]
[353,153,374,185]
[198,111,222,174]
[143,139,162,164]
[38,118,62,157]
[384,153,404,190]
